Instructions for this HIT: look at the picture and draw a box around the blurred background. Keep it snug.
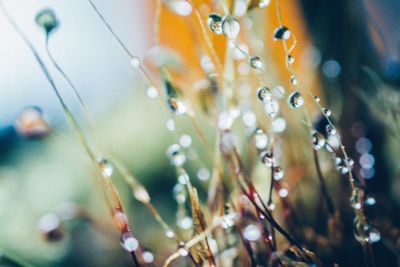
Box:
[0,0,399,266]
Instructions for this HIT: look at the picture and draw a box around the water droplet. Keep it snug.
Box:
[168,97,187,115]
[121,232,139,252]
[322,108,332,117]
[142,251,154,263]
[208,13,223,35]
[98,158,113,177]
[326,124,336,135]
[278,188,288,198]
[166,119,176,131]
[165,229,175,238]
[272,117,286,133]
[290,75,298,85]
[197,168,210,181]
[179,135,192,148]
[287,55,295,64]
[287,91,304,109]
[15,106,50,138]
[258,0,271,8]
[257,86,271,102]
[171,0,192,16]
[176,248,188,257]
[268,202,276,210]
[272,166,284,180]
[264,99,280,118]
[314,96,320,102]
[244,224,261,241]
[365,197,376,206]
[260,150,273,167]
[166,144,186,166]
[130,57,141,68]
[249,56,263,69]
[344,157,355,169]
[36,9,59,34]
[350,188,361,210]
[222,16,240,39]
[273,26,291,40]
[146,86,158,98]
[311,131,326,150]
[38,213,63,242]
[254,128,268,149]
[353,216,380,244]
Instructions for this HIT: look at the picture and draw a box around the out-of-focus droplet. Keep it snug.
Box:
[142,251,154,263]
[178,247,189,256]
[249,56,263,69]
[290,75,298,85]
[179,134,192,148]
[258,0,271,8]
[220,131,236,155]
[254,128,268,149]
[257,86,271,102]
[38,213,63,242]
[322,108,332,117]
[114,212,129,231]
[35,9,59,34]
[272,117,286,133]
[173,184,186,203]
[130,56,141,68]
[98,158,113,177]
[15,106,50,138]
[278,188,288,198]
[146,86,158,98]
[244,224,261,241]
[178,216,193,229]
[287,55,295,64]
[171,0,192,16]
[120,232,139,252]
[287,91,304,109]
[222,16,240,39]
[167,144,186,167]
[326,124,336,135]
[365,196,376,206]
[208,13,223,34]
[166,119,176,131]
[272,166,284,180]
[264,99,279,118]
[273,26,290,40]
[197,168,210,181]
[165,229,175,238]
[311,131,326,150]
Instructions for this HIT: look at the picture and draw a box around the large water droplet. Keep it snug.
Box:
[249,56,263,69]
[287,91,304,109]
[311,131,326,150]
[257,86,271,102]
[222,16,240,39]
[273,26,291,40]
[353,216,380,244]
[208,13,223,35]
[326,124,336,135]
